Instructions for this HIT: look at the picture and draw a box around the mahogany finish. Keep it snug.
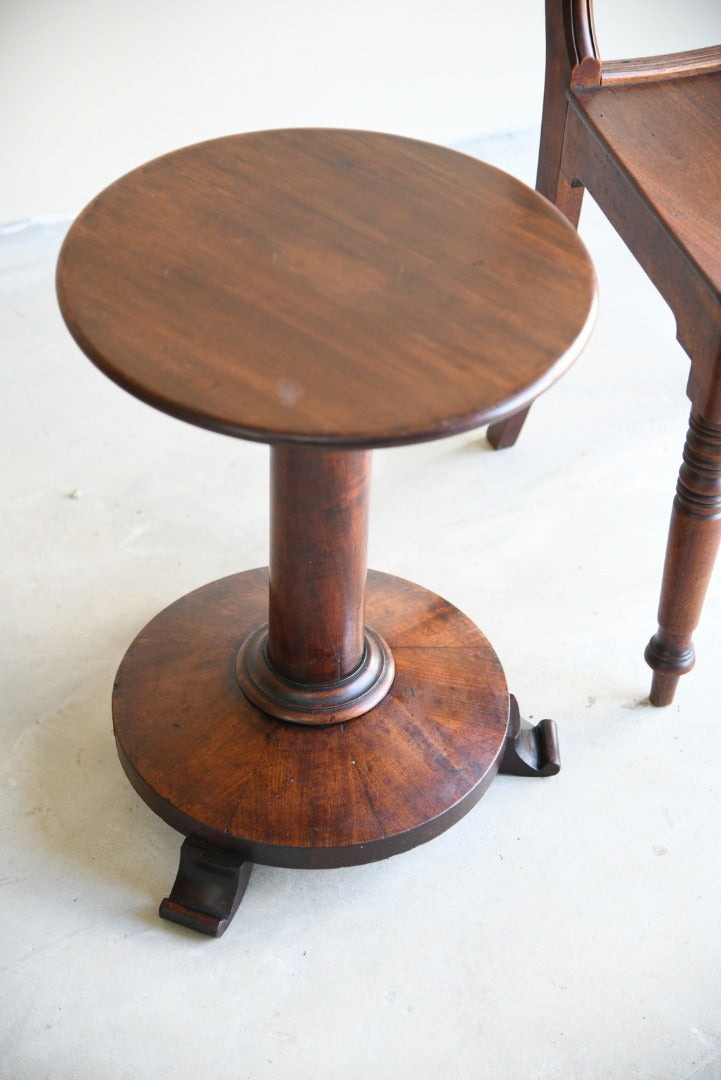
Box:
[159,838,253,938]
[237,446,394,724]
[268,447,370,684]
[487,0,721,706]
[57,129,597,934]
[501,695,561,778]
[115,570,510,868]
[56,129,596,449]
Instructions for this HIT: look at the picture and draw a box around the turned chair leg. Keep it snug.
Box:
[645,412,721,705]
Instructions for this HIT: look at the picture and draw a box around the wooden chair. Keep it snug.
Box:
[487,0,721,706]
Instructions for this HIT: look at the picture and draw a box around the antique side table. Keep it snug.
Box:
[57,129,596,936]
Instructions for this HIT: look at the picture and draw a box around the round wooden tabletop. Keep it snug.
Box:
[57,128,596,448]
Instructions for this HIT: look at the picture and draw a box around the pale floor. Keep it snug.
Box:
[2,131,721,1080]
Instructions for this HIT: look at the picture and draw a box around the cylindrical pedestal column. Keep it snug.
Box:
[268,446,371,683]
[236,446,395,724]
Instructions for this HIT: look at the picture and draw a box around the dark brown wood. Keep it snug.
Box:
[58,127,594,933]
[488,0,721,704]
[56,129,596,450]
[499,695,561,777]
[268,447,370,683]
[602,45,721,86]
[237,622,394,726]
[566,77,721,378]
[645,413,721,705]
[114,569,510,870]
[236,446,394,724]
[487,406,531,450]
[159,837,253,938]
[486,0,600,451]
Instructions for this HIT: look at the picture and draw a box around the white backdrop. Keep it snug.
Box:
[2,0,721,221]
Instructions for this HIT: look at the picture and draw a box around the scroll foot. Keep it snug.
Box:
[499,694,561,778]
[159,836,253,937]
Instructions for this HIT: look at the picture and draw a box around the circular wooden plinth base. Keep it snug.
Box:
[113,569,510,869]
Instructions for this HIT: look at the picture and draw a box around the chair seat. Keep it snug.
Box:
[571,69,721,304]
